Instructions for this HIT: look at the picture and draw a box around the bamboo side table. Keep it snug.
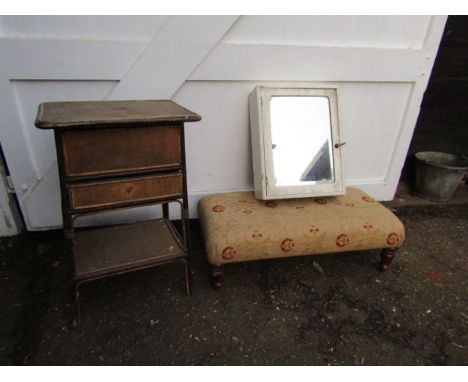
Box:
[35,100,201,325]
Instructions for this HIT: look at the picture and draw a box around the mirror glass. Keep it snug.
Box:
[270,96,334,187]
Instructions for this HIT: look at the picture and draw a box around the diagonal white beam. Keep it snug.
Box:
[109,15,239,100]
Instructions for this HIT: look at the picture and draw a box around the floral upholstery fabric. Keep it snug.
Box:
[198,188,405,265]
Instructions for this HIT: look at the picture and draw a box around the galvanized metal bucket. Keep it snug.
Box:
[414,151,468,202]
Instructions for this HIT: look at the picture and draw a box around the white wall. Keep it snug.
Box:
[0,15,446,233]
[0,15,168,39]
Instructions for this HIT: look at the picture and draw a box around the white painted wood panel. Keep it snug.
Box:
[337,82,412,182]
[223,16,431,49]
[0,16,168,41]
[109,16,239,99]
[1,39,147,80]
[190,43,427,82]
[0,15,447,234]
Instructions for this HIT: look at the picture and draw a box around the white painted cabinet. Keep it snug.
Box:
[249,85,345,199]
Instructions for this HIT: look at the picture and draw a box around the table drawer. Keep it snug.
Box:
[61,125,181,178]
[68,173,183,211]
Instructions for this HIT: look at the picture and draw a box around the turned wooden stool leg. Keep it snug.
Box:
[211,264,224,289]
[379,247,397,272]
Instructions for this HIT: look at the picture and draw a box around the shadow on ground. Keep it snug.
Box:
[0,203,467,365]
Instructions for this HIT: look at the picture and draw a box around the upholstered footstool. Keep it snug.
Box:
[198,188,405,288]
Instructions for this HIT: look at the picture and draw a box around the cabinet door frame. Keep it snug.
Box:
[250,85,345,200]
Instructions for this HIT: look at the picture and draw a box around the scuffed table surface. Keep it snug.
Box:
[35,100,201,129]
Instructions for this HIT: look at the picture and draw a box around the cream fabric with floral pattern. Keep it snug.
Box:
[198,188,405,265]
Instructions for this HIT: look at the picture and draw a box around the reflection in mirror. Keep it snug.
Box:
[270,96,334,187]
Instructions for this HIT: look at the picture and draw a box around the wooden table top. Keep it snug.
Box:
[35,100,201,129]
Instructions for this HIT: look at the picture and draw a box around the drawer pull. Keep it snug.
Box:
[125,186,134,193]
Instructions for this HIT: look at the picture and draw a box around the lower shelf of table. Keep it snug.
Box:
[72,218,186,281]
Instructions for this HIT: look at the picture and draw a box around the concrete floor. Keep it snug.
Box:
[0,190,467,365]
